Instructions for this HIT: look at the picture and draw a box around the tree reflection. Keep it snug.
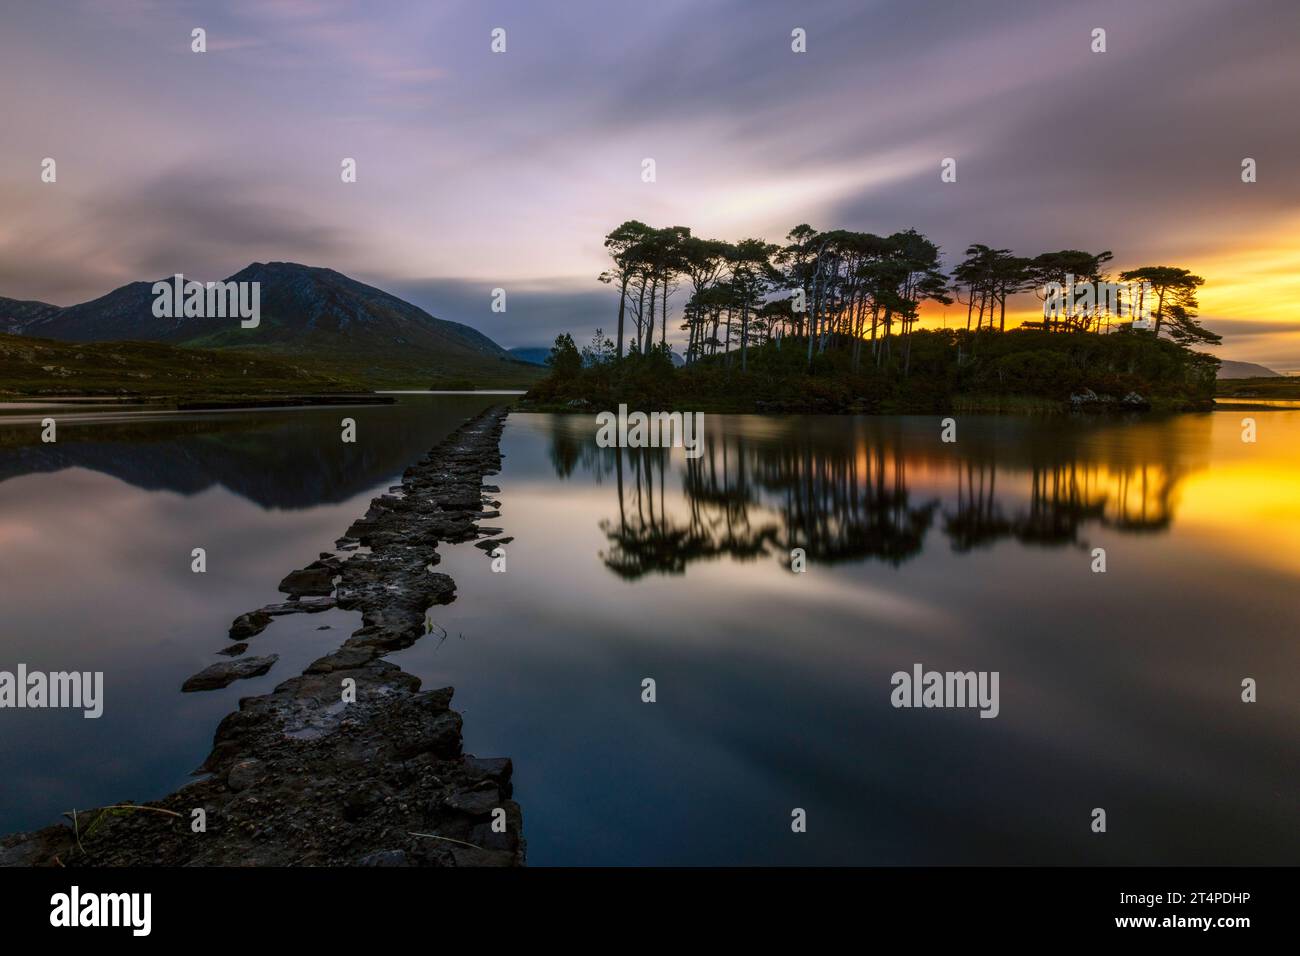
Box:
[599,446,769,578]
[554,415,1198,580]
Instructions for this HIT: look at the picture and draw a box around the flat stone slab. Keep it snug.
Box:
[182,655,278,692]
[229,609,273,639]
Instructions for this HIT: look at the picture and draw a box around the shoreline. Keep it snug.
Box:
[0,393,397,413]
[515,395,1224,416]
[1,406,524,867]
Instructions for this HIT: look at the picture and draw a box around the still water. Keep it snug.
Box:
[1,397,1296,864]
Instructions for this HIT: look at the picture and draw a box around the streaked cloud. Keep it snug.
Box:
[1,0,1297,364]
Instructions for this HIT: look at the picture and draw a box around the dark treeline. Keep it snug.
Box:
[596,220,1219,364]
[528,220,1222,413]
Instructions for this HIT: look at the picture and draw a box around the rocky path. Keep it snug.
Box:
[1,406,524,867]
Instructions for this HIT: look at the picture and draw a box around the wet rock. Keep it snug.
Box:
[1121,391,1151,410]
[305,647,376,673]
[182,655,279,692]
[250,597,337,619]
[227,759,265,792]
[393,711,463,760]
[0,827,74,867]
[445,786,500,817]
[218,643,249,657]
[229,609,272,639]
[228,601,338,642]
[293,596,337,612]
[464,756,513,784]
[470,822,519,853]
[473,537,513,551]
[440,493,482,511]
[278,563,337,597]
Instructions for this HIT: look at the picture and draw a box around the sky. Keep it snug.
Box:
[2,0,1299,370]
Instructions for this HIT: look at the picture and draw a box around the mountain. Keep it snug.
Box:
[0,296,62,334]
[14,263,542,388]
[1216,359,1282,379]
[23,281,188,342]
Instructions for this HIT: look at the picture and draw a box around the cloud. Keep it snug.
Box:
[0,169,357,303]
[2,0,1299,364]
[1203,319,1300,338]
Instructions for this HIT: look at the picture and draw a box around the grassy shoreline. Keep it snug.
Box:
[0,331,539,403]
[518,394,1218,415]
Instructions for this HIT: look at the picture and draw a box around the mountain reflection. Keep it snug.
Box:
[547,415,1206,579]
[0,396,502,509]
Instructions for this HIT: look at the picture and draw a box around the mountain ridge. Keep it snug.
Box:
[1215,359,1282,379]
[6,263,540,387]
[0,296,63,333]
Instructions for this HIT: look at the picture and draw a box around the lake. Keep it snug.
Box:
[1,396,1296,865]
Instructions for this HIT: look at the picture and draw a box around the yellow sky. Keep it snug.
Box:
[918,223,1300,373]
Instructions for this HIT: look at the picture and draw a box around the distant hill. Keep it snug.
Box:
[511,345,686,367]
[1216,359,1282,379]
[10,263,542,388]
[0,331,364,398]
[508,347,551,366]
